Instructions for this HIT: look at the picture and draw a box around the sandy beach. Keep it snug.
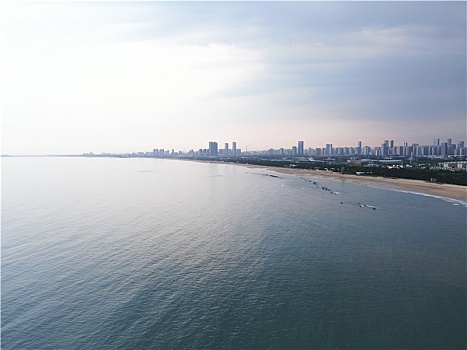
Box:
[215,161,467,202]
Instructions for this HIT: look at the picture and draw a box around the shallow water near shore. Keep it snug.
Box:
[237,163,467,202]
[2,157,466,349]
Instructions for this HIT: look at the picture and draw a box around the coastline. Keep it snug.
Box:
[192,160,467,202]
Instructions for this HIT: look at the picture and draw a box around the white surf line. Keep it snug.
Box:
[370,186,467,207]
[250,167,466,205]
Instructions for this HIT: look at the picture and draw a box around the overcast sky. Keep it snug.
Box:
[1,1,465,154]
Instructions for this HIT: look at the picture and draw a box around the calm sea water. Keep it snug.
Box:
[2,157,466,349]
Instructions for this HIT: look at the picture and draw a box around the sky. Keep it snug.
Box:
[1,1,466,154]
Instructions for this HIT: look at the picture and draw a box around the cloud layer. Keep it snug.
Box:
[2,2,465,153]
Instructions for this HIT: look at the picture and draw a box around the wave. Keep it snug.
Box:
[384,188,467,207]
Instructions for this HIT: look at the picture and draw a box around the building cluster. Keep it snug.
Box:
[202,141,240,157]
[248,139,466,158]
[162,141,242,158]
[145,138,466,159]
[440,161,467,170]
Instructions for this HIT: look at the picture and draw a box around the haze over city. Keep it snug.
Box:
[1,1,466,155]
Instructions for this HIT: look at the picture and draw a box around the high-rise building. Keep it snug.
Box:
[298,141,304,156]
[357,141,362,155]
[208,141,218,157]
[457,141,465,156]
[433,138,440,146]
[224,143,229,156]
[440,142,448,156]
[325,144,333,156]
[381,140,389,156]
[232,142,237,157]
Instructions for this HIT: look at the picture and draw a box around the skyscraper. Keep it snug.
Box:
[440,142,448,156]
[381,141,389,156]
[325,144,333,156]
[232,142,237,157]
[298,141,304,156]
[208,141,218,157]
[225,143,229,156]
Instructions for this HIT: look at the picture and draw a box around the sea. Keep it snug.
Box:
[2,157,466,349]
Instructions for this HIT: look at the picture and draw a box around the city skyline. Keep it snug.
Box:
[81,136,464,159]
[3,135,465,158]
[2,2,466,154]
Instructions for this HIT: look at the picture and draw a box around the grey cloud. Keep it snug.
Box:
[5,1,464,124]
[7,2,463,47]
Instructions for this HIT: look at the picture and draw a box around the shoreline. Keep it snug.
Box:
[191,159,467,202]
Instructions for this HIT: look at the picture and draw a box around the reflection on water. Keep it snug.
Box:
[2,157,466,349]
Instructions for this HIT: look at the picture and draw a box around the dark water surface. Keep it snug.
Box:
[2,157,466,349]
